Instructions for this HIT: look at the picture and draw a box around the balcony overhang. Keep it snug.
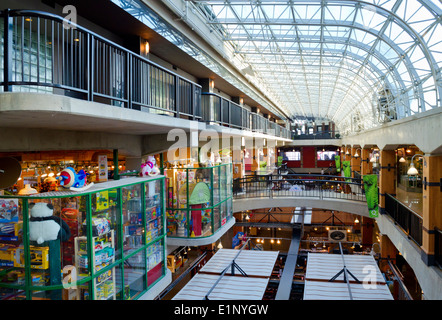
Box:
[0,92,201,135]
[167,217,235,247]
[233,197,369,217]
[0,92,291,142]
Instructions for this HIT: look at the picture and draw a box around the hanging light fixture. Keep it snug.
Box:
[407,154,425,175]
[399,156,406,163]
[354,148,362,158]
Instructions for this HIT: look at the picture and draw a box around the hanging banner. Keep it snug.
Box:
[277,156,283,166]
[363,174,379,218]
[342,161,351,182]
[334,155,341,172]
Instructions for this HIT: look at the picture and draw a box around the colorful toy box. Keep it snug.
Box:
[95,191,109,212]
[83,217,111,237]
[14,246,50,269]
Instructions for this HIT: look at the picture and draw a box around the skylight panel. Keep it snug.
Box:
[187,0,440,135]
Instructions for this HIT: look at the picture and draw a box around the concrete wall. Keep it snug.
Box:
[341,108,442,154]
[377,213,442,300]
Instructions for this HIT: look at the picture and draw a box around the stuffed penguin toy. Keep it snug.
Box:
[29,203,71,244]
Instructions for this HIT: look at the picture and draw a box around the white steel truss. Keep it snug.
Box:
[184,0,441,134]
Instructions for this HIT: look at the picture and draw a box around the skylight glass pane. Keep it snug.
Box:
[185,0,441,134]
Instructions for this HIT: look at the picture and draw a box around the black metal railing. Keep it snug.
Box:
[0,9,291,140]
[385,260,414,300]
[292,131,341,140]
[435,228,442,269]
[0,9,202,119]
[233,173,366,202]
[385,194,423,246]
[201,92,291,139]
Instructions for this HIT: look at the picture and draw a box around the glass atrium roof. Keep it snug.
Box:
[187,0,441,134]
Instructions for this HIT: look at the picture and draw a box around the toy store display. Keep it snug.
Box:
[122,184,143,254]
[75,189,117,300]
[57,167,94,191]
[145,180,163,246]
[164,163,233,239]
[0,176,166,300]
[140,156,160,177]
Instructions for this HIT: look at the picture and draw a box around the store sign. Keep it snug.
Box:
[363,174,379,218]
[98,155,108,182]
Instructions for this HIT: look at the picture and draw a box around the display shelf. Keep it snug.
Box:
[74,229,116,300]
[0,176,166,300]
[163,163,233,239]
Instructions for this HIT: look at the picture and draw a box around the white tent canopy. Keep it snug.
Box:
[303,252,393,300]
[173,248,279,300]
[291,207,312,224]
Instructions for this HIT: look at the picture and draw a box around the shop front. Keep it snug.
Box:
[163,163,233,240]
[0,176,166,300]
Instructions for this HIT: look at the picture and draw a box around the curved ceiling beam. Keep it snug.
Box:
[193,0,440,132]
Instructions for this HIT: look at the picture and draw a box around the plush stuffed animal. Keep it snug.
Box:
[57,167,93,191]
[140,156,160,177]
[29,203,71,244]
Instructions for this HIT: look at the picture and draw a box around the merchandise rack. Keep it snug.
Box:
[162,163,233,239]
[0,176,166,300]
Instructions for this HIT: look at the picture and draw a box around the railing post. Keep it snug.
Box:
[191,83,196,120]
[87,33,93,101]
[175,75,180,118]
[126,53,132,109]
[3,9,13,92]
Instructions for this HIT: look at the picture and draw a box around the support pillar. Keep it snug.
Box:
[421,155,442,265]
[361,148,372,175]
[351,147,361,178]
[379,234,397,271]
[379,150,396,211]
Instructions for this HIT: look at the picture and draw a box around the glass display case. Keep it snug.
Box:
[163,163,233,238]
[0,176,165,300]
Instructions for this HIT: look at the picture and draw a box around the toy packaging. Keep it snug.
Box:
[95,191,109,212]
[83,217,111,236]
[14,246,50,270]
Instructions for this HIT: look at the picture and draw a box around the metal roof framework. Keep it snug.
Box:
[172,247,279,300]
[186,0,441,135]
[303,247,394,300]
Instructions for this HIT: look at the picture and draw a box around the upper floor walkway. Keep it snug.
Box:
[231,172,442,299]
[233,173,370,216]
[0,8,291,141]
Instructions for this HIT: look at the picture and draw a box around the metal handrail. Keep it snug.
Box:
[435,227,442,269]
[0,8,291,139]
[233,174,366,202]
[386,260,413,300]
[385,193,423,246]
[154,251,208,300]
[201,92,291,139]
